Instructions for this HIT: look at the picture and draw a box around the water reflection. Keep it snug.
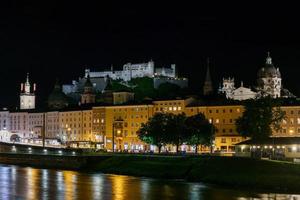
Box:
[0,164,298,200]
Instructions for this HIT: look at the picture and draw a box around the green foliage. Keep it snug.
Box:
[156,83,181,99]
[130,77,157,101]
[137,113,168,153]
[138,112,214,153]
[107,77,188,102]
[164,113,188,152]
[111,81,132,92]
[236,97,285,140]
[185,113,215,152]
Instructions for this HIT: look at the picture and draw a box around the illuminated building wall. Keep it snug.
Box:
[9,112,31,138]
[274,106,300,137]
[28,112,44,138]
[20,74,36,110]
[0,110,10,131]
[45,111,60,139]
[92,105,153,151]
[58,109,93,142]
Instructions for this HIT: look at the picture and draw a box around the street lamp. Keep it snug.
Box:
[112,118,123,153]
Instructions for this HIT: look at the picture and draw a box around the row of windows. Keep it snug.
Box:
[113,108,148,112]
[156,102,182,106]
[208,108,241,114]
[220,138,241,143]
[61,112,92,116]
[211,118,235,124]
[282,118,300,125]
[155,107,182,112]
[61,117,91,122]
[215,128,234,133]
[62,123,91,128]
[283,110,300,115]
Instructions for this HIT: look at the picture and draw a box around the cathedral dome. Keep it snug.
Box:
[257,53,281,78]
[48,80,69,110]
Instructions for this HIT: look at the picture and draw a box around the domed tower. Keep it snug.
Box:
[48,79,69,110]
[257,52,282,98]
[81,75,96,104]
[20,73,36,110]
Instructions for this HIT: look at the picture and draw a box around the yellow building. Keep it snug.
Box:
[59,109,93,146]
[184,104,246,152]
[91,98,247,152]
[70,99,300,152]
[274,106,300,137]
[92,105,153,151]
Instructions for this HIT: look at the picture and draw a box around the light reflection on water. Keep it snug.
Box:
[0,164,298,200]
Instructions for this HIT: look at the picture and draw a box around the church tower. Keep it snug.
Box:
[20,73,36,110]
[203,58,214,95]
[81,75,96,104]
[257,52,282,98]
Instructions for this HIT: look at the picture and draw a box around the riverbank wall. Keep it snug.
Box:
[0,144,300,193]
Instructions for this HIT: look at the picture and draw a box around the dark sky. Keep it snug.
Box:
[0,2,300,107]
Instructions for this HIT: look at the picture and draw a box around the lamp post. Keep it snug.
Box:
[112,118,123,153]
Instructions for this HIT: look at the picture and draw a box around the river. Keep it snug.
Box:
[0,164,299,200]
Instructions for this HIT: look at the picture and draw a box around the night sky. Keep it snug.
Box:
[0,2,300,107]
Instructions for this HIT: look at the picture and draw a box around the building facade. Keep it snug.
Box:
[219,53,295,100]
[20,73,36,110]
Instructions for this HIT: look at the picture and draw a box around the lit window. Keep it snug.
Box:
[169,107,172,111]
[209,119,212,123]
[173,107,177,111]
[178,107,182,111]
[215,119,219,123]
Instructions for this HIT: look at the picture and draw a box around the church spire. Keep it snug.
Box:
[266,51,272,64]
[203,57,214,95]
[26,73,30,85]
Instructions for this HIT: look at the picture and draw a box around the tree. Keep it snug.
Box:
[164,113,188,153]
[185,113,214,153]
[236,97,285,140]
[137,113,168,153]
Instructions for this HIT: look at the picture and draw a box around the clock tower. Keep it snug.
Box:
[20,73,36,110]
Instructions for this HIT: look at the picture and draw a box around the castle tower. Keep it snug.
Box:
[81,75,96,104]
[257,52,282,98]
[203,58,214,95]
[219,77,235,99]
[20,73,36,110]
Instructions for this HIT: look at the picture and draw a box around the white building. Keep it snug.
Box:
[219,52,295,100]
[9,112,32,138]
[231,82,257,101]
[28,112,44,138]
[63,60,177,95]
[20,73,36,110]
[45,111,60,139]
[84,60,175,82]
[219,79,256,101]
[0,109,10,131]
[257,52,282,98]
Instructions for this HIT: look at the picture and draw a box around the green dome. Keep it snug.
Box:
[48,80,69,109]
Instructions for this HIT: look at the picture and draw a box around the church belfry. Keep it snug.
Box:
[203,58,214,95]
[20,73,36,110]
[81,75,96,104]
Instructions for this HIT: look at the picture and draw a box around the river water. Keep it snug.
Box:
[0,164,299,200]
